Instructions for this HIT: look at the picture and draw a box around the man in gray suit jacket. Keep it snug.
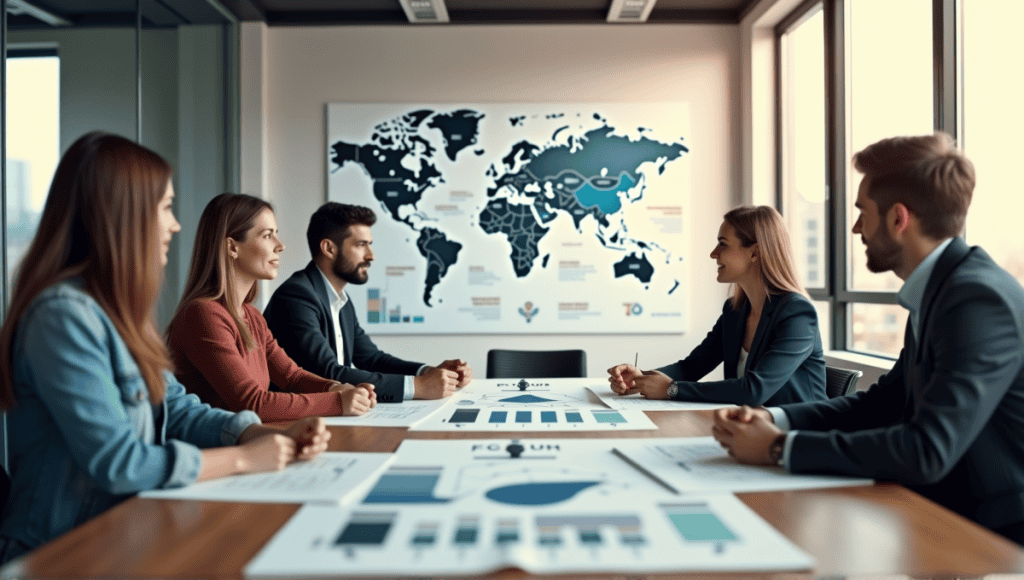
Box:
[264,203,472,403]
[712,133,1024,545]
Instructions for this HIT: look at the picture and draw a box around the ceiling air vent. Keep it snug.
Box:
[398,0,450,23]
[607,0,657,23]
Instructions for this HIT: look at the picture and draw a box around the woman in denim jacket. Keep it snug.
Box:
[0,133,332,564]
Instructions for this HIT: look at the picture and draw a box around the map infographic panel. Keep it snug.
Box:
[327,103,691,334]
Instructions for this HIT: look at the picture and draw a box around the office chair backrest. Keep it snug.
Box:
[825,365,863,398]
[486,349,587,379]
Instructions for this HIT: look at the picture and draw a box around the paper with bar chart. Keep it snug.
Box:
[408,378,656,431]
[139,452,394,505]
[245,439,813,576]
[613,437,874,494]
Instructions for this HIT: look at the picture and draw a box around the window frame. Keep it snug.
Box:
[774,0,959,359]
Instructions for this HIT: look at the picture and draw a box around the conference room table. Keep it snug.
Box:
[4,398,1024,579]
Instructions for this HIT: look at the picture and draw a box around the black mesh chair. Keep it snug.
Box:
[486,349,587,379]
[825,365,863,398]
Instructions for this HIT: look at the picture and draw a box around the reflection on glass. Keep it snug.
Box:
[849,303,906,358]
[780,6,826,290]
[846,0,932,291]
[6,55,59,290]
[962,1,1024,286]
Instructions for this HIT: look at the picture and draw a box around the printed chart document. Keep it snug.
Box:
[246,494,812,576]
[322,397,455,427]
[411,378,657,431]
[140,452,393,505]
[246,438,813,576]
[588,385,732,411]
[614,437,874,493]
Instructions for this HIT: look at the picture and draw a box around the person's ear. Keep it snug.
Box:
[750,243,759,261]
[226,237,239,259]
[889,203,913,236]
[320,238,336,260]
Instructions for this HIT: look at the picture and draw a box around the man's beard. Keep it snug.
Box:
[333,254,370,285]
[863,228,901,273]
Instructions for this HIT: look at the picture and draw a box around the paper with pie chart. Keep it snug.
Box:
[408,377,657,431]
[244,438,814,576]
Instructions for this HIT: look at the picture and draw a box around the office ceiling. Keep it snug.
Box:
[6,0,759,29]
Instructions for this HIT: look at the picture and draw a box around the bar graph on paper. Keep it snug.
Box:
[409,378,657,431]
[246,496,813,577]
[411,407,656,431]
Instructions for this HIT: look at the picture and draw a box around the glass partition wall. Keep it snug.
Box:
[1,1,241,471]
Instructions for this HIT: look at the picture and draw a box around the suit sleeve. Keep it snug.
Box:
[788,283,1024,484]
[665,297,819,405]
[346,302,423,401]
[174,302,346,422]
[655,302,727,381]
[781,348,908,432]
[265,282,410,402]
[349,310,423,375]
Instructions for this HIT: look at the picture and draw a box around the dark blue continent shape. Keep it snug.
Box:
[330,140,442,223]
[417,227,462,307]
[427,109,484,161]
[479,198,549,278]
[502,141,541,172]
[526,125,688,181]
[613,252,654,284]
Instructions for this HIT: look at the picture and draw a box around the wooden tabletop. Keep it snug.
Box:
[6,409,1024,579]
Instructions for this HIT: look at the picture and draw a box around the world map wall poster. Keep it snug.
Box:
[327,103,690,334]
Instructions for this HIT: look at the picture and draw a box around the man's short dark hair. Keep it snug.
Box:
[853,132,975,240]
[307,202,377,259]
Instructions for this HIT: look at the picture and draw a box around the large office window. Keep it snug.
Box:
[778,2,826,292]
[5,50,59,291]
[961,1,1024,285]
[777,0,951,359]
[845,0,933,294]
[844,0,931,357]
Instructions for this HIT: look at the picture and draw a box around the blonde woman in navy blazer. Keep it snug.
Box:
[608,206,826,406]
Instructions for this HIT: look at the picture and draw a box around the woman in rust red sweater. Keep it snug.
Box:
[167,193,376,422]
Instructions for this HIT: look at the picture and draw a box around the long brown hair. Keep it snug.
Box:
[724,206,806,310]
[0,132,173,409]
[171,193,273,352]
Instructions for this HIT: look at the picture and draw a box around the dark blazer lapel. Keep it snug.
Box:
[747,294,781,366]
[304,261,338,354]
[722,300,748,378]
[914,237,971,363]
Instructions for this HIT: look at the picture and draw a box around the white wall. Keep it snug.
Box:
[251,24,741,378]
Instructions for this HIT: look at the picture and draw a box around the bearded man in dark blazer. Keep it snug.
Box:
[264,203,472,403]
[712,132,1024,545]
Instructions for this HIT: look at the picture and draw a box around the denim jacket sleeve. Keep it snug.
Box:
[162,371,261,448]
[15,290,246,494]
